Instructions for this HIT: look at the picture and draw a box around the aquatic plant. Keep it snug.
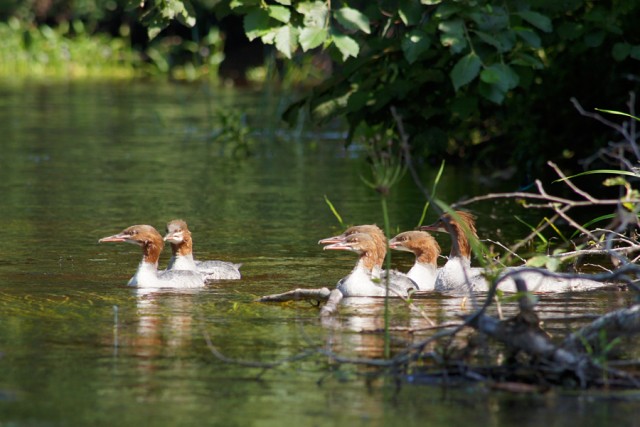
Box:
[208,107,255,156]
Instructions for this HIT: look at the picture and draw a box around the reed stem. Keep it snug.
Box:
[381,196,391,359]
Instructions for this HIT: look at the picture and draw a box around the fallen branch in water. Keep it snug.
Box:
[463,278,640,388]
[320,289,343,316]
[258,286,433,322]
[258,287,332,304]
[257,286,345,316]
[562,304,640,354]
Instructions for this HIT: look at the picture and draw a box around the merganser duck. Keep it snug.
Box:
[389,231,440,291]
[320,225,418,295]
[319,224,419,291]
[420,211,609,293]
[323,233,417,297]
[99,224,205,288]
[319,224,393,278]
[419,211,487,292]
[163,219,241,281]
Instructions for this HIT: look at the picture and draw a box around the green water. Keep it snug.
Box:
[0,82,637,426]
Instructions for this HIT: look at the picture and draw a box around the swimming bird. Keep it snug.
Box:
[163,219,241,281]
[319,224,388,271]
[420,211,609,293]
[389,230,440,291]
[99,224,204,288]
[323,233,417,297]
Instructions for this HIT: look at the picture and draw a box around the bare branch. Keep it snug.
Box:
[482,239,526,264]
[548,161,599,203]
[571,97,626,134]
[320,289,343,316]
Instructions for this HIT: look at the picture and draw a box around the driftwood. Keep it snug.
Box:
[464,278,640,387]
[562,304,640,353]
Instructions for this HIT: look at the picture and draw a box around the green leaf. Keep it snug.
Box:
[244,9,272,41]
[514,27,540,48]
[334,7,371,34]
[143,0,197,38]
[473,30,502,50]
[310,89,352,122]
[299,26,328,51]
[450,96,478,117]
[526,255,549,268]
[230,0,261,8]
[480,63,519,92]
[174,0,196,28]
[478,80,505,104]
[323,195,344,227]
[332,33,359,60]
[553,168,640,183]
[511,53,544,69]
[296,1,328,28]
[274,25,297,58]
[480,67,501,84]
[398,0,423,26]
[526,255,560,271]
[268,5,291,23]
[450,52,481,91]
[439,19,466,53]
[473,29,514,53]
[416,159,446,228]
[469,7,508,31]
[603,177,628,187]
[147,23,167,40]
[568,213,640,239]
[274,0,291,4]
[584,31,605,48]
[493,30,516,52]
[631,45,640,60]
[402,29,431,63]
[434,2,461,19]
[517,10,552,33]
[514,215,547,244]
[261,29,277,44]
[612,42,631,61]
[557,22,583,40]
[595,108,640,122]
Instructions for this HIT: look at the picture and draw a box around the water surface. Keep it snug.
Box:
[0,82,636,426]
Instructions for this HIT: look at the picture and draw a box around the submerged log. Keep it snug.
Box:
[464,278,640,387]
[562,304,640,353]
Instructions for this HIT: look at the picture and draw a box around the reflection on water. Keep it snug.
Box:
[0,82,637,426]
[132,289,199,359]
